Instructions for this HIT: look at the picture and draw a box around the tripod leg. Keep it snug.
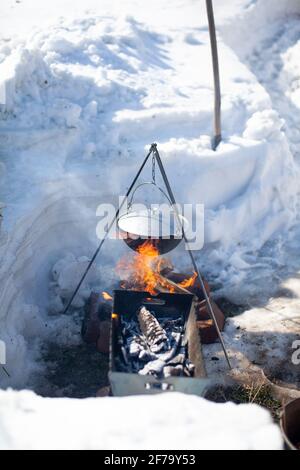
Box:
[153,145,232,369]
[62,145,156,315]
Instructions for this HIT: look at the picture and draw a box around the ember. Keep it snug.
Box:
[118,305,195,379]
[179,271,197,289]
[102,291,113,301]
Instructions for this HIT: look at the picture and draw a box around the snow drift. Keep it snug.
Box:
[0,390,283,450]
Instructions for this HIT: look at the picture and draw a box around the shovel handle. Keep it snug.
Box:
[206,0,222,150]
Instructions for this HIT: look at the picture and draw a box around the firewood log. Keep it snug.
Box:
[138,306,169,353]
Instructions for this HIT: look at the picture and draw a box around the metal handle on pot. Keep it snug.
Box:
[127,181,172,210]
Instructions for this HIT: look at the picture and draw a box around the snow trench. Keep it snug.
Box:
[0,7,298,396]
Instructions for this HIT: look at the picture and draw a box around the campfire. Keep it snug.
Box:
[115,240,198,296]
[98,241,200,380]
[83,242,225,395]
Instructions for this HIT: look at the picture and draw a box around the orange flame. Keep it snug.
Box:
[116,240,197,295]
[178,271,197,289]
[102,291,113,301]
[117,241,160,295]
[137,240,159,258]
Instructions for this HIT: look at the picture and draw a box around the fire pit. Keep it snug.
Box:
[81,238,226,396]
[116,239,225,344]
[109,289,211,396]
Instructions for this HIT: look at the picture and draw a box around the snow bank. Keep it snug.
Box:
[0,390,282,450]
[220,0,300,59]
[160,111,296,249]
[0,14,297,251]
[0,175,122,387]
[280,40,300,110]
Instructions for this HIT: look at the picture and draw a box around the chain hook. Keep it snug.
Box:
[152,153,156,184]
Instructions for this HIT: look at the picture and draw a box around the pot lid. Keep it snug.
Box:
[118,208,187,239]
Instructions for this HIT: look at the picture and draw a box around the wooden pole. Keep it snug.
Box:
[206,0,222,150]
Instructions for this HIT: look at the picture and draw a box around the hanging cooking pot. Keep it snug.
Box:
[117,182,188,256]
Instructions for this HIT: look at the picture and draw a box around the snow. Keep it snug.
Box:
[0,390,282,450]
[205,296,300,387]
[0,0,247,41]
[0,0,300,450]
[220,0,300,59]
[203,0,300,385]
[282,42,300,110]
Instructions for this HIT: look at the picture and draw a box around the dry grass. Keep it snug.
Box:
[206,383,282,421]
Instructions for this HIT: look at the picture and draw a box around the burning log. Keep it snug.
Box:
[155,272,191,295]
[138,306,169,354]
[121,305,196,379]
[155,271,225,344]
[139,358,166,376]
[139,330,182,376]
